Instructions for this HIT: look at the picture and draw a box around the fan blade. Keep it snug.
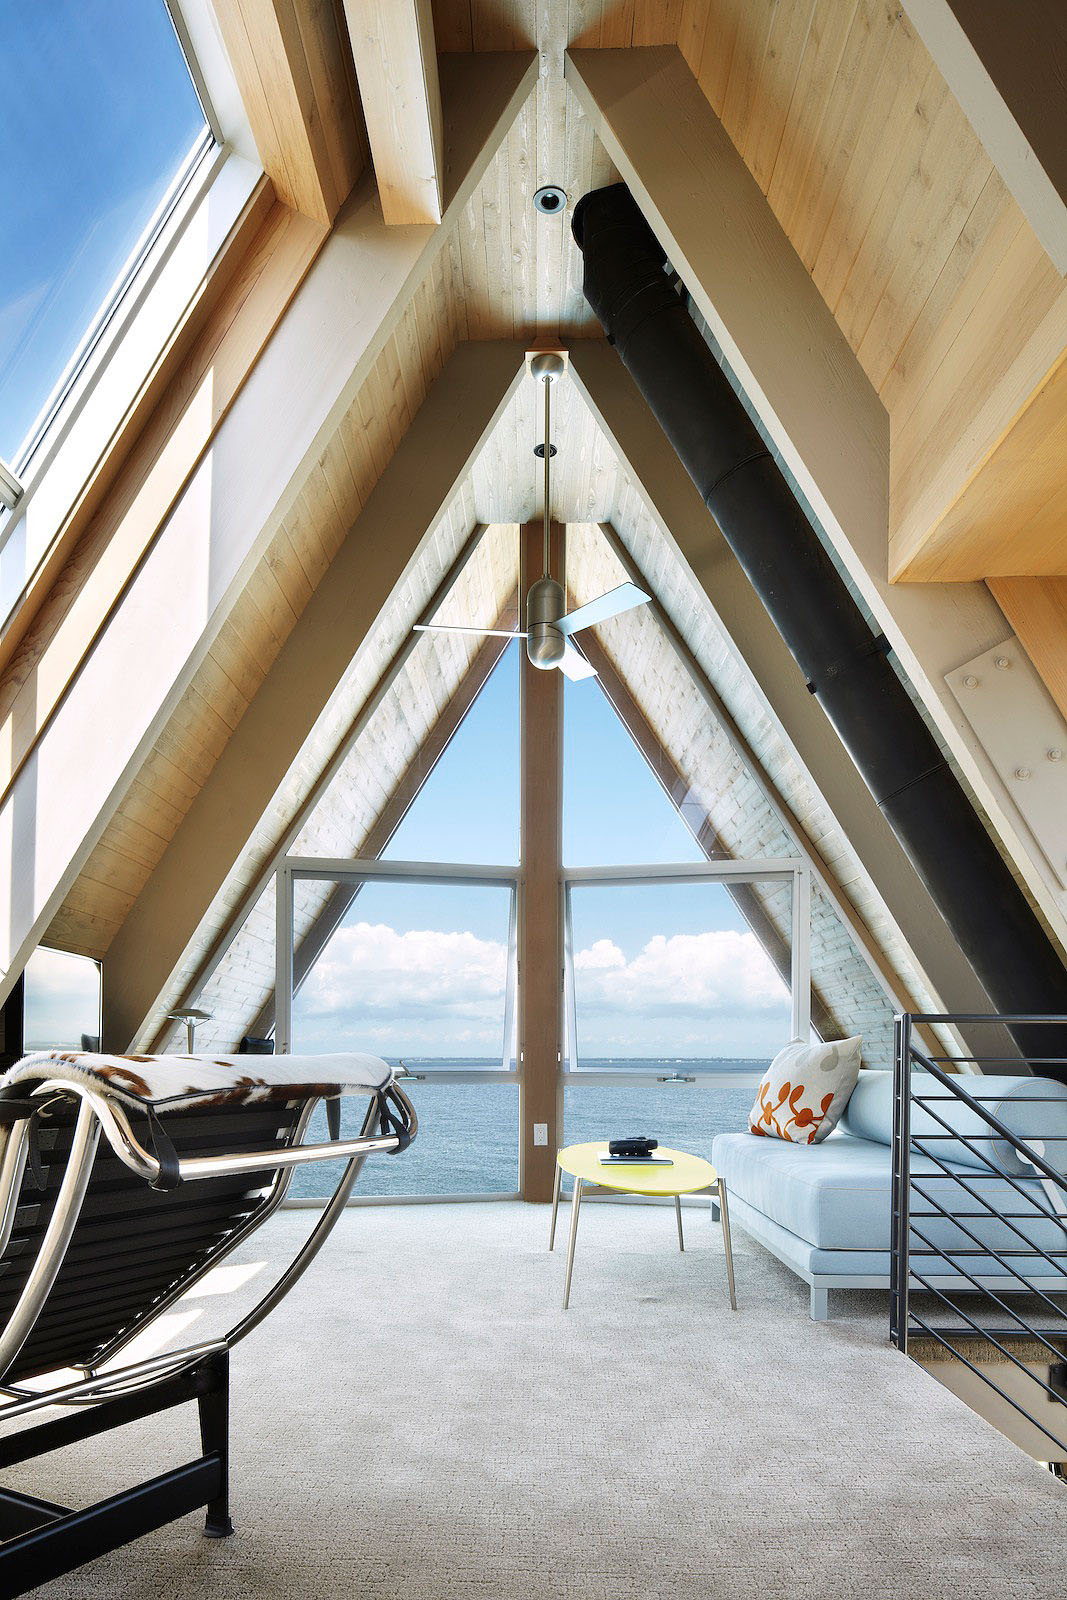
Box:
[558,642,598,681]
[555,581,651,636]
[413,623,526,637]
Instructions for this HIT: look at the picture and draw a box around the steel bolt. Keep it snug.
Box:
[1014,766,1032,780]
[995,656,1011,670]
[963,674,979,688]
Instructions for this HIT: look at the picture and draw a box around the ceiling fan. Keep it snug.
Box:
[413,352,650,681]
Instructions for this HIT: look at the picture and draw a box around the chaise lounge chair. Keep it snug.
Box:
[0,1049,415,1598]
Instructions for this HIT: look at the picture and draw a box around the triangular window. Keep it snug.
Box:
[562,645,794,1063]
[381,640,520,865]
[563,673,705,866]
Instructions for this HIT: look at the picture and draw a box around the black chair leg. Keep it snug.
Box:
[197,1351,234,1538]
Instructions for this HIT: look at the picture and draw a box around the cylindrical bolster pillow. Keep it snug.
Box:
[839,1070,1067,1177]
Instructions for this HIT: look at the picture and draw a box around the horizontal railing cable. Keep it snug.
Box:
[906,1274,1067,1407]
[891,1012,1067,1464]
[909,1179,1067,1286]
[907,1313,1067,1457]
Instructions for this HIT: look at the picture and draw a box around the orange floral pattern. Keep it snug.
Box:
[751,1079,835,1143]
[747,1037,863,1144]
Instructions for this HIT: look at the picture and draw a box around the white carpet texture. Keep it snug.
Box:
[15,1200,1067,1599]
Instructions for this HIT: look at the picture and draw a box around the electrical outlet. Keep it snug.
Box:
[533,1123,548,1147]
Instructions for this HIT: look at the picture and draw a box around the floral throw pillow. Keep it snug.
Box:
[749,1038,863,1144]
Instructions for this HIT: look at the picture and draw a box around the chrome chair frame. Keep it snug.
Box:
[0,1074,416,1597]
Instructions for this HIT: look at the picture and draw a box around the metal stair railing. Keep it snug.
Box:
[890,1014,1067,1461]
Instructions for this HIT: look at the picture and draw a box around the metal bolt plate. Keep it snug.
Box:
[946,639,1067,891]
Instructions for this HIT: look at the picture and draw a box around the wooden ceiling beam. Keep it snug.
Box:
[241,614,514,1046]
[210,0,366,225]
[101,342,528,1050]
[564,44,890,633]
[890,351,1067,581]
[343,0,445,225]
[901,1,1067,276]
[987,577,1067,724]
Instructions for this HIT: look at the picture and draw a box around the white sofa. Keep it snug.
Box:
[712,1069,1067,1320]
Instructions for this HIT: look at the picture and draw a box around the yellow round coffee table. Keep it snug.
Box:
[549,1142,738,1311]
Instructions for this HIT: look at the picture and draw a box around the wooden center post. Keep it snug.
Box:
[518,520,564,1201]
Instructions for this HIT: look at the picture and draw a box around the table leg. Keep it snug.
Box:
[717,1176,737,1310]
[562,1177,583,1310]
[675,1194,684,1252]
[548,1158,562,1251]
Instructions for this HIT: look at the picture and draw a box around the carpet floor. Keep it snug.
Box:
[13,1200,1066,1599]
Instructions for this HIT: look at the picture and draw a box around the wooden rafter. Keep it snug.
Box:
[209,0,366,225]
[564,43,890,624]
[891,352,1067,582]
[343,0,445,225]
[101,344,528,1049]
[902,0,1067,275]
[134,520,511,1053]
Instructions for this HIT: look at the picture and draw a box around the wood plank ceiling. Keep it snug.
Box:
[433,1,1066,572]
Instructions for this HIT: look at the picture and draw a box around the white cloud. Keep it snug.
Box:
[574,929,787,1019]
[294,919,789,1059]
[575,938,625,971]
[298,920,507,1030]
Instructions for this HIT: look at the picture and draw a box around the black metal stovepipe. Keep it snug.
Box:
[572,182,1067,1069]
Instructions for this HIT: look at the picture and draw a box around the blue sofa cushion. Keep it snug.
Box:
[839,1070,1067,1177]
[712,1129,1067,1256]
[713,1130,891,1250]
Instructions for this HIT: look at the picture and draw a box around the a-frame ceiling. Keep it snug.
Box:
[98,350,991,1063]
[2,0,1065,1063]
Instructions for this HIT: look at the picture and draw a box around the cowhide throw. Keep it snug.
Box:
[1,1051,393,1112]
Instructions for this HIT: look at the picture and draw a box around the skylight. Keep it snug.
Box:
[0,0,210,470]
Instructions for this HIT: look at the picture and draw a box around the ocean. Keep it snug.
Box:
[289,1059,765,1199]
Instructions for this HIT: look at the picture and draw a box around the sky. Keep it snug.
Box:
[293,641,792,1061]
[0,1,206,464]
[22,947,101,1051]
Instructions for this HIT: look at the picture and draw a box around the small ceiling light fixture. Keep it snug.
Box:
[534,184,567,216]
[0,457,23,512]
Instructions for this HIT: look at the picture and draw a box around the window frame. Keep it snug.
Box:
[0,0,261,635]
[562,858,811,1086]
[21,945,103,1055]
[275,856,521,1083]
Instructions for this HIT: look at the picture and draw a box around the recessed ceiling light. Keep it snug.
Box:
[534,185,567,216]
